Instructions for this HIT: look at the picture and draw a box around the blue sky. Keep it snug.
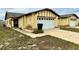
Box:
[0,8,79,20]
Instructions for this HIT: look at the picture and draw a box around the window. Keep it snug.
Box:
[49,18,53,20]
[38,18,40,20]
[37,16,55,20]
[71,19,76,21]
[47,18,48,20]
[52,19,54,20]
[42,18,43,20]
[49,18,51,20]
[49,18,50,20]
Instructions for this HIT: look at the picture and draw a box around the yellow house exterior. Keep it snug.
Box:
[5,18,14,27]
[59,14,79,27]
[18,8,59,29]
[5,12,23,28]
[5,8,79,30]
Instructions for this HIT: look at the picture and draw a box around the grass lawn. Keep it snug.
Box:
[60,27,79,33]
[0,23,79,50]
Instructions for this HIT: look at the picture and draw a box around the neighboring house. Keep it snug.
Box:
[5,12,23,27]
[59,14,79,28]
[5,8,79,30]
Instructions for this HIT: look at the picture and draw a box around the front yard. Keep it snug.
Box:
[60,27,79,33]
[0,24,79,50]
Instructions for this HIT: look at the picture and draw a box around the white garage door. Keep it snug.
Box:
[37,17,55,29]
[70,20,76,28]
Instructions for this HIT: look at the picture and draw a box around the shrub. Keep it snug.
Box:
[33,29,44,34]
[19,28,22,30]
[60,25,69,28]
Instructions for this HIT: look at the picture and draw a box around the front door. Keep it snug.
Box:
[14,19,18,28]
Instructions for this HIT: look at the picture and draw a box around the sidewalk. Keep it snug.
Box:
[14,28,48,38]
[14,28,79,44]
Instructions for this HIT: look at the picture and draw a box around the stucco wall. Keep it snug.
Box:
[59,18,69,26]
[18,13,37,29]
[25,14,37,28]
[59,15,78,26]
[18,16,24,29]
[5,18,14,27]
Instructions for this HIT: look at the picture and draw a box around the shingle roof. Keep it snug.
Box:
[5,12,24,20]
[6,8,79,20]
[60,14,79,18]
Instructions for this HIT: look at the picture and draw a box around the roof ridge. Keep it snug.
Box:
[17,8,60,18]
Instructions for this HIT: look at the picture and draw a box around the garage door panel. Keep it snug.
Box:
[70,20,76,28]
[38,20,55,29]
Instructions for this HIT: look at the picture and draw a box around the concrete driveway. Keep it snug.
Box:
[14,28,79,44]
[46,29,79,44]
[75,26,79,29]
